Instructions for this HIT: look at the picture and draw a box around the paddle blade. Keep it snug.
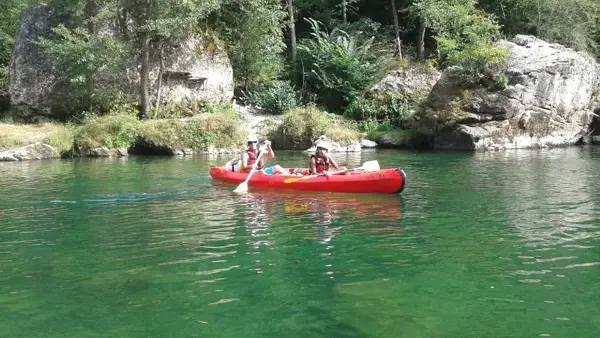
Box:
[284,176,313,183]
[233,181,249,194]
[361,160,380,171]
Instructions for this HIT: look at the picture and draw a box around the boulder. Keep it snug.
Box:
[305,135,362,153]
[9,5,62,114]
[9,4,234,116]
[370,66,441,100]
[423,35,600,151]
[0,143,57,161]
[80,147,128,157]
[360,139,378,148]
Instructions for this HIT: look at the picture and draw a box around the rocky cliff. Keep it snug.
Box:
[8,5,62,114]
[9,4,234,116]
[420,35,600,150]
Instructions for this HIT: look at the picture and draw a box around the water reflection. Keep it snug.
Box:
[214,186,405,245]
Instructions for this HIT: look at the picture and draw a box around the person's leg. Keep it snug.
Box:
[272,165,288,175]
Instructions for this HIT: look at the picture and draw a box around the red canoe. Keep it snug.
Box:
[209,166,407,194]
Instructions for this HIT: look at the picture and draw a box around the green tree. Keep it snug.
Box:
[214,0,286,91]
[409,0,508,85]
[298,18,388,112]
[478,0,600,55]
[125,0,224,118]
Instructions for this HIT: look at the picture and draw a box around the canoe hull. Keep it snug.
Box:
[209,167,406,194]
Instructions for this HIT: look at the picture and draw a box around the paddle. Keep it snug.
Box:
[233,149,266,194]
[283,160,380,183]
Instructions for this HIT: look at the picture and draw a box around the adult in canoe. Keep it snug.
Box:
[240,134,287,175]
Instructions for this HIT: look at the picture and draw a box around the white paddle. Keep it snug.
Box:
[233,149,265,194]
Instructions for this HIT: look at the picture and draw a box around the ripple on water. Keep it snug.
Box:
[1,150,600,338]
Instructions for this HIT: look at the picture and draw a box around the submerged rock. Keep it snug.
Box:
[422,35,600,151]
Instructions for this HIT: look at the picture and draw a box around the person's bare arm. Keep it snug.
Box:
[263,140,275,158]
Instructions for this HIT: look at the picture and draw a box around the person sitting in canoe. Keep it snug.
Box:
[308,140,347,176]
[241,134,287,175]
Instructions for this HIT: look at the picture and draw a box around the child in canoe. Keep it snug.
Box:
[288,140,347,176]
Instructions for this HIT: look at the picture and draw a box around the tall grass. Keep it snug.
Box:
[0,121,74,154]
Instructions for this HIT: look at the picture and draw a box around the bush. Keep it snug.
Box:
[45,124,75,155]
[74,114,141,150]
[325,126,361,144]
[137,114,245,151]
[297,18,389,113]
[245,80,298,115]
[149,100,238,119]
[269,105,359,149]
[345,92,419,129]
[435,10,510,89]
[0,121,74,152]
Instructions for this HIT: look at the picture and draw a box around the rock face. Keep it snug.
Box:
[9,4,234,115]
[9,5,62,113]
[371,66,441,99]
[425,35,600,151]
[0,143,57,161]
[148,36,234,104]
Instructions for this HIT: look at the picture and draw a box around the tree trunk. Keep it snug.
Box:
[139,30,150,119]
[287,0,297,75]
[391,0,402,59]
[342,0,347,24]
[155,44,164,113]
[84,0,97,110]
[417,20,426,60]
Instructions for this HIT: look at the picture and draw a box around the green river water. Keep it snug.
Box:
[1,147,599,337]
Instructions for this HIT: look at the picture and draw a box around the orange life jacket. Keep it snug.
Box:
[243,149,264,173]
[311,155,330,174]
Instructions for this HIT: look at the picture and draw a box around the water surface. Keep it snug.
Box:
[1,148,599,337]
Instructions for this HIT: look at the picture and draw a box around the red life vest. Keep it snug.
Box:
[244,149,264,172]
[311,155,330,174]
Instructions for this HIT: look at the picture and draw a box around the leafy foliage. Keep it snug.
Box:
[345,92,418,128]
[297,18,388,113]
[411,0,508,88]
[246,80,298,115]
[269,105,332,149]
[479,0,600,54]
[138,113,244,151]
[2,0,600,144]
[37,24,131,115]
[74,114,140,149]
[214,0,286,90]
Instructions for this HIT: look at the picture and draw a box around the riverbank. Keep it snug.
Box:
[0,103,426,162]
